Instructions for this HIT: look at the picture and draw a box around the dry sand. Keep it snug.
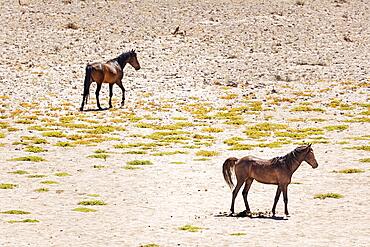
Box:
[0,0,369,246]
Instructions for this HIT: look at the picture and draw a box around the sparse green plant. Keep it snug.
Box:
[93,165,107,169]
[88,154,109,160]
[40,180,59,185]
[9,170,28,175]
[170,161,186,164]
[123,165,142,170]
[152,150,188,156]
[230,232,246,236]
[28,174,47,178]
[335,168,365,174]
[55,141,75,147]
[55,172,70,177]
[7,219,39,223]
[35,188,49,192]
[178,224,204,232]
[359,158,370,163]
[72,207,97,212]
[87,194,100,197]
[140,244,160,247]
[78,200,107,206]
[10,156,46,162]
[324,125,349,131]
[1,210,30,214]
[0,183,17,189]
[223,137,245,146]
[314,193,343,199]
[127,160,153,166]
[25,145,47,153]
[195,150,219,156]
[347,145,370,151]
[201,127,224,133]
[42,131,66,138]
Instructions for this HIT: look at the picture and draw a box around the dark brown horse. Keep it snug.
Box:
[80,50,140,111]
[223,144,318,216]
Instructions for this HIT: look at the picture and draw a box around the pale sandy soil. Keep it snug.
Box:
[0,0,369,247]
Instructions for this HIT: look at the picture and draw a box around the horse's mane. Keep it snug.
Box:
[109,50,136,67]
[271,146,307,167]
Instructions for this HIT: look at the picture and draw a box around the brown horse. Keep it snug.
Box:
[80,50,140,111]
[223,144,318,216]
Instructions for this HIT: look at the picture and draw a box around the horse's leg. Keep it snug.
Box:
[96,82,102,110]
[116,81,125,107]
[281,184,289,216]
[272,186,282,216]
[109,83,114,108]
[80,94,86,111]
[230,179,244,215]
[242,178,254,214]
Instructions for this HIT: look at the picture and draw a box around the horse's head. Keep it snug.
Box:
[128,50,141,70]
[304,144,318,169]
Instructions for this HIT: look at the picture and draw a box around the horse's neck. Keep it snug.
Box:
[287,152,305,174]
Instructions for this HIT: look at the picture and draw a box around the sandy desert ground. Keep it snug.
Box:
[0,0,369,246]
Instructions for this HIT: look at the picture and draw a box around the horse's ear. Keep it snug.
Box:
[308,143,312,148]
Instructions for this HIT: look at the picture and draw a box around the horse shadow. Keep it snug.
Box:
[82,107,110,112]
[214,211,288,221]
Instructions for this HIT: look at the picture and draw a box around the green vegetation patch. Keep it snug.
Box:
[88,154,109,160]
[28,174,47,178]
[40,180,59,185]
[324,125,349,131]
[78,200,107,206]
[35,188,49,192]
[25,145,47,153]
[291,105,325,112]
[9,170,28,175]
[42,131,66,138]
[7,219,39,223]
[73,207,97,212]
[1,210,30,214]
[195,150,219,156]
[335,168,365,174]
[55,172,71,177]
[10,156,46,162]
[347,145,370,151]
[230,232,247,236]
[0,183,17,189]
[152,150,188,156]
[127,160,153,166]
[224,136,244,146]
[314,193,343,199]
[359,158,370,163]
[201,127,224,133]
[55,141,76,147]
[178,224,204,232]
[123,165,142,170]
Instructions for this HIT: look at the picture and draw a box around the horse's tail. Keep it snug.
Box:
[223,157,238,190]
[83,65,92,104]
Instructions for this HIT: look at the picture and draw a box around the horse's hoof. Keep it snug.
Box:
[79,108,84,111]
